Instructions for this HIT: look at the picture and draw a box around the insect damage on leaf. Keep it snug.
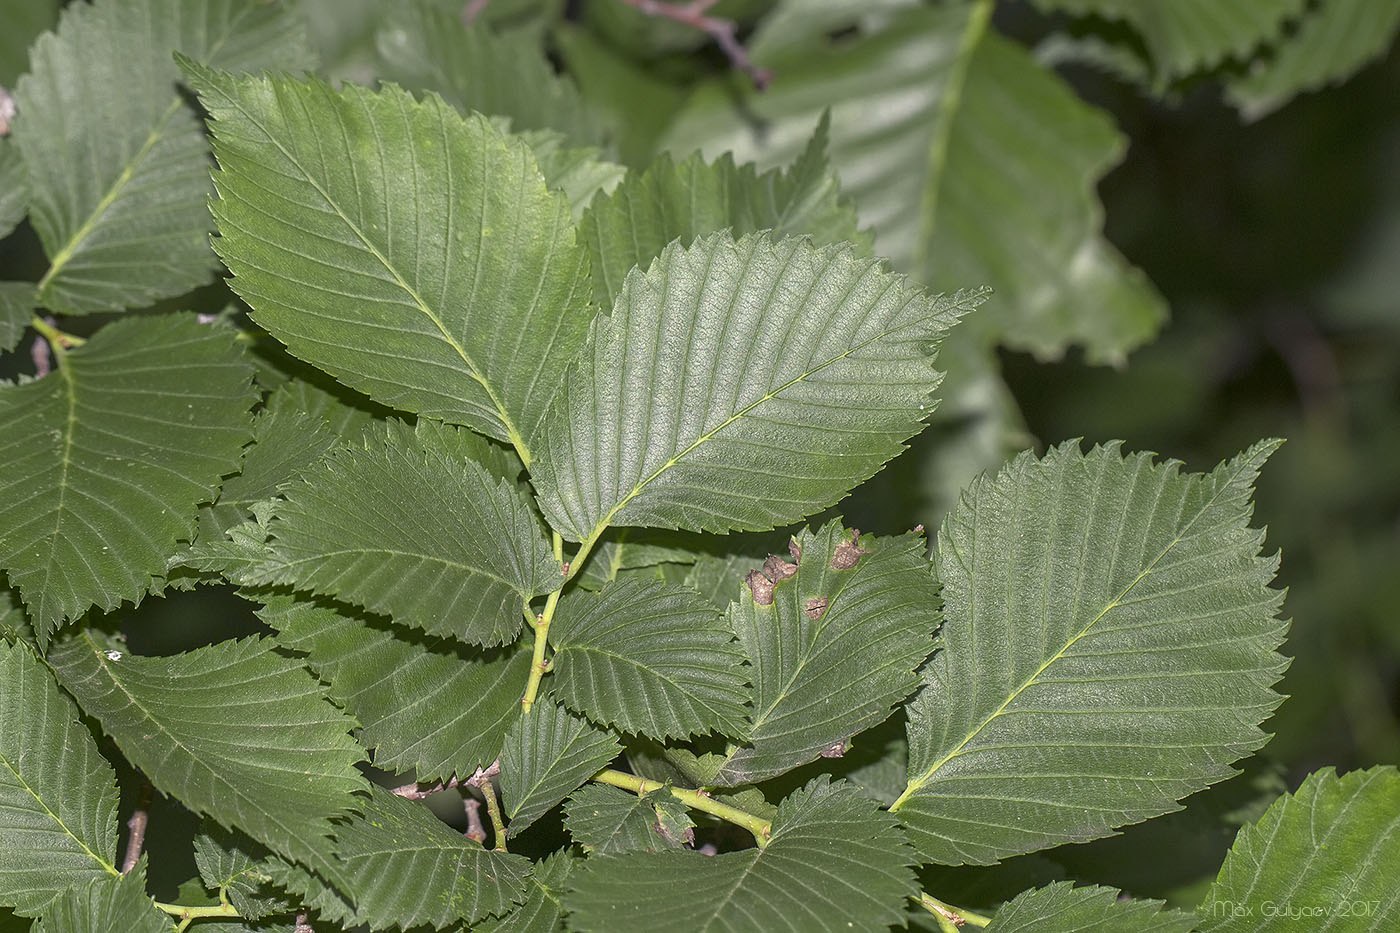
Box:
[745,569,776,605]
[829,529,871,570]
[803,597,829,620]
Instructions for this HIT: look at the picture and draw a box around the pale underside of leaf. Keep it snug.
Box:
[1197,766,1400,932]
[895,440,1289,865]
[0,314,256,642]
[715,523,939,786]
[15,0,312,313]
[987,881,1196,932]
[46,633,367,876]
[187,61,593,455]
[0,641,120,917]
[532,230,979,543]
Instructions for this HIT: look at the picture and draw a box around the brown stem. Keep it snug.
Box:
[462,0,491,23]
[617,0,772,89]
[390,776,463,800]
[462,797,488,844]
[294,912,313,933]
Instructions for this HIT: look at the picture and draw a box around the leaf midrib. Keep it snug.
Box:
[213,81,528,461]
[894,460,1251,808]
[580,291,952,546]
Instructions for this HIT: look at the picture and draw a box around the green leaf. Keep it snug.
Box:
[332,785,531,929]
[986,882,1196,932]
[661,4,1166,364]
[524,129,626,222]
[564,783,692,854]
[0,141,27,241]
[0,640,119,916]
[1031,0,1306,82]
[266,379,382,443]
[532,231,979,542]
[500,702,621,836]
[253,419,560,645]
[1226,0,1400,120]
[715,523,938,786]
[47,633,367,871]
[32,863,170,933]
[0,283,34,354]
[195,404,340,543]
[186,62,593,456]
[14,0,312,313]
[549,580,750,740]
[1197,767,1400,932]
[376,0,603,146]
[565,778,917,933]
[893,441,1289,865]
[192,826,289,921]
[0,314,256,643]
[475,851,574,933]
[256,590,528,782]
[578,114,870,309]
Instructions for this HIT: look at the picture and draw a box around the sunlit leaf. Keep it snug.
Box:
[185,61,593,454]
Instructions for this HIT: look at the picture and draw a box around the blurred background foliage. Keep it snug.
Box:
[2,0,1396,915]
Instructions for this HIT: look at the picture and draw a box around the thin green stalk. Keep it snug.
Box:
[30,315,85,350]
[916,892,991,928]
[154,899,239,930]
[592,768,772,848]
[520,529,606,712]
[481,782,510,853]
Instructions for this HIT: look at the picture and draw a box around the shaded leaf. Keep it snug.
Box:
[47,633,367,872]
[0,315,256,643]
[715,523,938,786]
[186,61,593,454]
[32,863,169,933]
[256,590,528,782]
[565,778,917,933]
[14,0,312,313]
[332,785,531,929]
[662,4,1165,364]
[524,129,626,221]
[376,0,603,146]
[578,115,869,309]
[0,641,119,916]
[986,881,1196,932]
[500,702,621,836]
[253,419,559,645]
[0,283,33,354]
[894,441,1289,865]
[1226,0,1400,120]
[475,851,575,933]
[192,826,288,921]
[1031,0,1306,82]
[1197,766,1400,932]
[549,580,750,740]
[564,784,691,855]
[532,230,978,542]
[0,141,26,241]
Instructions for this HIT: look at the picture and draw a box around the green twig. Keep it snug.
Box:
[154,899,239,930]
[30,315,85,350]
[592,768,772,848]
[480,779,510,852]
[916,892,991,928]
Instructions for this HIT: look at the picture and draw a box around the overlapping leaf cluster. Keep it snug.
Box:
[0,1,1395,932]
